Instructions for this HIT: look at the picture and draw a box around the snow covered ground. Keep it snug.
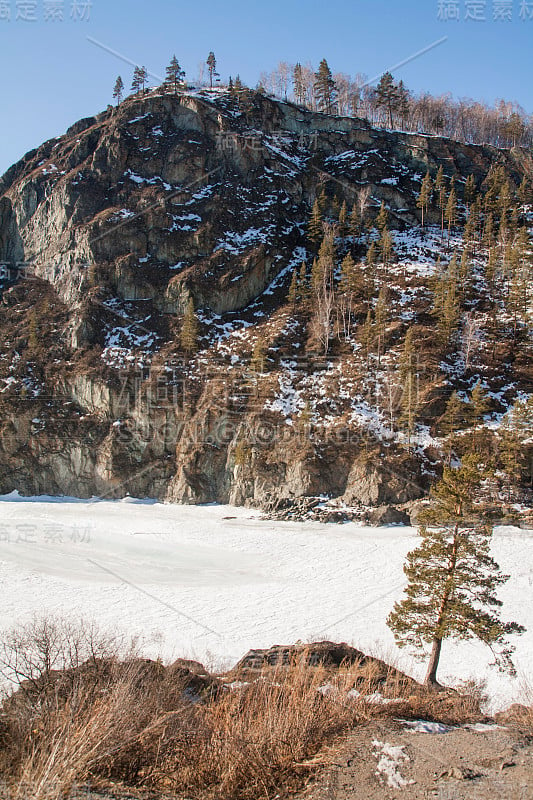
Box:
[0,494,531,711]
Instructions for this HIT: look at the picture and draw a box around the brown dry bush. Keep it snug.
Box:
[100,659,363,799]
[0,621,493,800]
[1,634,365,800]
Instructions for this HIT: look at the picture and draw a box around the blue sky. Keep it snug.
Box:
[0,0,531,175]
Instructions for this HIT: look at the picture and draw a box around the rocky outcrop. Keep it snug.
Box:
[1,90,526,314]
[0,88,531,513]
[228,640,419,692]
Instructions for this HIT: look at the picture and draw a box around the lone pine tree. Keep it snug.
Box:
[375,71,399,128]
[387,456,524,688]
[165,56,185,94]
[112,75,124,106]
[314,59,336,114]
[206,51,218,88]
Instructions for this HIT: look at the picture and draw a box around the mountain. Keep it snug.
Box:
[0,87,531,518]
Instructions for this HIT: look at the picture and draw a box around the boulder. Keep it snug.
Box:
[368,505,410,526]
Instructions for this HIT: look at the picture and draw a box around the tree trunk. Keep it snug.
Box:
[425,637,443,688]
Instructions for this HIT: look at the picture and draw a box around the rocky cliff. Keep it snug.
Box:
[0,87,531,516]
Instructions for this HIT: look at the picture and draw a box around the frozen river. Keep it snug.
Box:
[0,493,531,710]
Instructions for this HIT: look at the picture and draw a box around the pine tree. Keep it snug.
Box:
[293,62,306,105]
[131,67,141,95]
[299,260,310,303]
[441,280,460,346]
[459,249,471,295]
[440,391,466,462]
[375,71,399,128]
[366,241,377,296]
[375,201,388,233]
[380,228,394,271]
[498,398,533,496]
[180,298,199,353]
[131,66,148,95]
[112,75,124,106]
[463,211,477,255]
[499,413,523,500]
[388,455,524,687]
[470,381,490,453]
[338,199,347,236]
[397,80,410,128]
[434,166,445,197]
[399,326,417,381]
[366,241,377,268]
[482,212,495,248]
[314,59,337,114]
[206,51,218,88]
[464,174,476,209]
[308,199,323,245]
[165,56,185,94]
[518,176,531,205]
[287,268,298,306]
[233,75,245,103]
[317,232,336,289]
[239,87,256,121]
[349,203,360,238]
[500,180,512,217]
[298,400,313,434]
[339,252,360,296]
[507,241,530,334]
[485,246,499,292]
[359,308,373,362]
[445,188,457,237]
[310,257,321,298]
[417,172,432,228]
[470,381,490,422]
[438,186,448,237]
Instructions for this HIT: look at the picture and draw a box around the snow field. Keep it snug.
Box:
[0,494,531,711]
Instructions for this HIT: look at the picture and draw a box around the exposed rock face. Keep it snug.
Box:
[1,91,526,316]
[228,640,419,692]
[0,88,531,513]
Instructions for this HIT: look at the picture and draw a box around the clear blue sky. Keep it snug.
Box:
[0,0,531,175]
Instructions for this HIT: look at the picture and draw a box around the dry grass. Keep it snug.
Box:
[0,653,365,800]
[0,621,495,800]
[511,674,533,728]
[104,660,363,799]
